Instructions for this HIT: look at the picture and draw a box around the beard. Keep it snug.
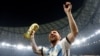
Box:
[49,37,58,44]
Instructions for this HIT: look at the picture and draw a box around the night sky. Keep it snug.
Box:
[0,0,84,27]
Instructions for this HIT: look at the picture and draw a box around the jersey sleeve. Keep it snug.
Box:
[38,46,49,56]
[60,37,71,50]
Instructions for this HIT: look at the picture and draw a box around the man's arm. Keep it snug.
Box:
[30,31,42,54]
[63,2,79,43]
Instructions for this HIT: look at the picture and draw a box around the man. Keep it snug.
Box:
[30,2,78,56]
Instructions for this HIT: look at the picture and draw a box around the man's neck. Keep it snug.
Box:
[51,40,59,47]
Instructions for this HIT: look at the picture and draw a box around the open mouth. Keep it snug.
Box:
[50,35,56,38]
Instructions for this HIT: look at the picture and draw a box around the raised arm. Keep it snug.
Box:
[30,31,42,54]
[63,2,79,43]
[24,23,42,55]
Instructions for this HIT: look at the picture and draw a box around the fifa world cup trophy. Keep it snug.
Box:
[23,23,39,39]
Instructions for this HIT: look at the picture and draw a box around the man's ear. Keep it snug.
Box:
[59,35,61,40]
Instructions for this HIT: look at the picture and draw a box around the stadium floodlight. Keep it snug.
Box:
[81,38,87,42]
[95,30,100,35]
[16,44,25,50]
[1,42,6,46]
[72,40,80,45]
[26,46,31,50]
[6,43,11,47]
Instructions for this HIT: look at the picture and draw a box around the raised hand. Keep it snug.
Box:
[63,2,72,13]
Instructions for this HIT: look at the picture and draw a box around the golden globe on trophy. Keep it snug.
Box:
[23,23,39,39]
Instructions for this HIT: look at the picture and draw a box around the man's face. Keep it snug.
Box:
[49,30,61,43]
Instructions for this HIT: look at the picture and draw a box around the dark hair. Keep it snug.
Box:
[50,29,60,34]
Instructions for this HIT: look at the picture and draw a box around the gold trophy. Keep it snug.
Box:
[23,23,39,39]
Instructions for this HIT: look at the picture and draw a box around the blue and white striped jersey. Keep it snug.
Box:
[39,38,71,56]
